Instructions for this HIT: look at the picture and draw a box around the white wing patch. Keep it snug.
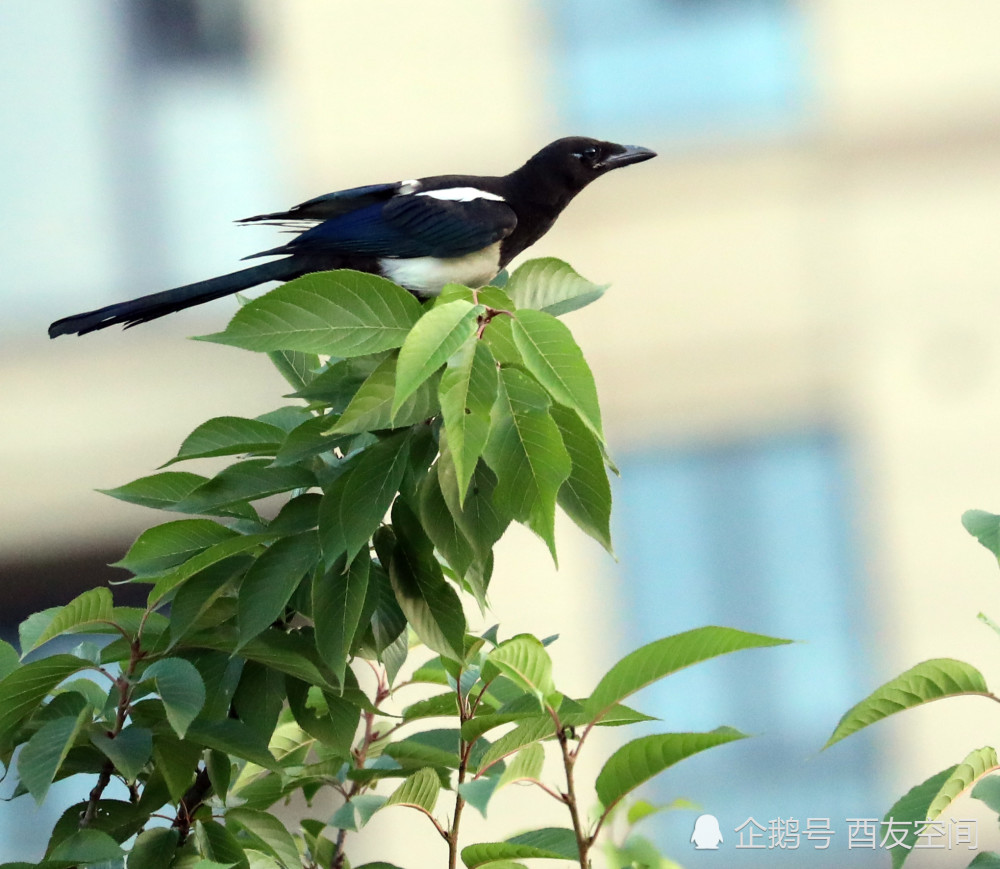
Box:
[398,179,421,194]
[417,187,505,202]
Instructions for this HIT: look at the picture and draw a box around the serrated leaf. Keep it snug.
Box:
[383,767,441,814]
[0,655,87,751]
[480,314,521,366]
[505,258,607,316]
[512,309,603,442]
[927,746,999,818]
[186,720,279,771]
[551,404,612,552]
[330,353,440,435]
[483,368,571,561]
[99,471,208,510]
[826,658,991,748]
[596,729,747,814]
[588,627,792,724]
[174,459,315,514]
[48,829,124,865]
[313,554,370,685]
[128,827,180,869]
[115,519,237,576]
[439,339,498,505]
[237,532,320,647]
[226,808,300,869]
[402,692,459,723]
[0,641,18,680]
[476,716,558,773]
[972,774,1000,814]
[201,270,422,356]
[963,509,1000,558]
[418,463,476,579]
[329,794,386,831]
[196,819,250,869]
[319,430,411,565]
[17,705,92,803]
[141,658,205,738]
[393,300,482,414]
[271,415,352,467]
[457,777,499,817]
[164,417,286,466]
[21,588,113,654]
[385,729,462,769]
[148,533,270,608]
[497,743,545,789]
[970,854,1000,868]
[488,635,556,707]
[268,348,321,392]
[388,500,466,660]
[462,828,578,868]
[882,765,957,869]
[90,725,152,782]
[437,442,510,568]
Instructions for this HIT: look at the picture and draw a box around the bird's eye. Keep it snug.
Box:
[579,146,599,161]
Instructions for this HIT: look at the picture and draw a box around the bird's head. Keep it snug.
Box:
[525,136,657,193]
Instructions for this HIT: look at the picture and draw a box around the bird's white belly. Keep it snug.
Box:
[378,241,502,296]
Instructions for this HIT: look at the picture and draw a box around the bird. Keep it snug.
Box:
[49,137,656,337]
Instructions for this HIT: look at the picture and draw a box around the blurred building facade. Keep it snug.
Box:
[5,1,1000,865]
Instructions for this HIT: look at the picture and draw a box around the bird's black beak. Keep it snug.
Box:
[599,144,657,170]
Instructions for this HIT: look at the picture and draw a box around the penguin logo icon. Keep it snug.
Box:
[691,814,723,850]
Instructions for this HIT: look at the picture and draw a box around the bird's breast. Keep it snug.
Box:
[378,241,502,297]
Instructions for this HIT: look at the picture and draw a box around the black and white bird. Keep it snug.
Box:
[49,137,655,337]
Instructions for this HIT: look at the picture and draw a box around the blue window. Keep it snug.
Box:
[612,432,885,866]
[545,0,808,141]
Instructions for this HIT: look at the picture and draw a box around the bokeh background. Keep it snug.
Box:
[5,1,1000,866]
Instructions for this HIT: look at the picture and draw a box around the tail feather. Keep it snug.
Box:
[49,258,302,338]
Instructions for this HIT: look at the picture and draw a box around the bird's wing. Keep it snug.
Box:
[250,192,518,260]
[237,182,404,224]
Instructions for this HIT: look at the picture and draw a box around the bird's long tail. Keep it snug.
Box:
[48,257,304,338]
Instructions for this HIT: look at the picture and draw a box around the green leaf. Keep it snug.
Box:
[383,767,441,814]
[457,777,499,817]
[268,348,321,391]
[226,808,300,869]
[90,725,152,782]
[825,658,991,748]
[271,415,349,467]
[237,532,320,647]
[141,658,206,738]
[476,716,558,773]
[128,827,181,869]
[402,692,459,723]
[970,855,1000,868]
[418,463,476,579]
[388,501,466,660]
[17,705,92,803]
[0,641,18,680]
[588,627,793,724]
[196,819,250,869]
[319,431,411,565]
[99,471,208,510]
[0,655,88,750]
[497,743,545,789]
[437,443,510,567]
[329,794,387,831]
[596,729,747,814]
[164,417,286,466]
[512,309,603,442]
[48,830,124,865]
[393,300,482,414]
[972,774,1000,813]
[384,729,461,770]
[21,588,113,654]
[186,720,279,771]
[927,746,999,817]
[174,460,315,514]
[550,404,612,552]
[201,270,422,355]
[313,554,370,685]
[882,765,957,869]
[462,828,578,868]
[505,258,607,316]
[115,519,237,576]
[168,561,244,645]
[480,315,521,366]
[963,509,1000,557]
[147,533,271,607]
[483,368,571,560]
[487,635,556,707]
[330,353,441,435]
[286,680,359,758]
[438,340,498,505]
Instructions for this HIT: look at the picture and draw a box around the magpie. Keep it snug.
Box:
[49,137,655,337]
